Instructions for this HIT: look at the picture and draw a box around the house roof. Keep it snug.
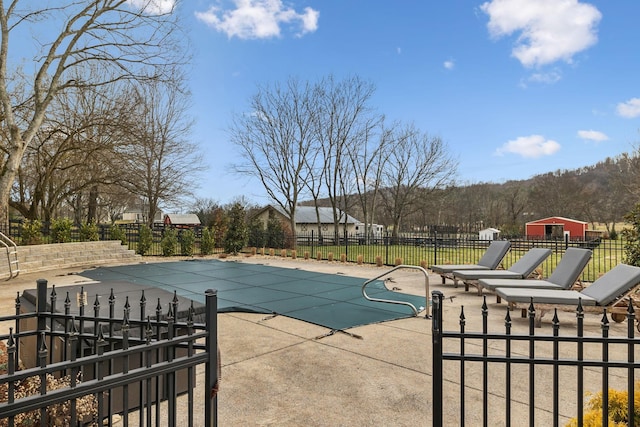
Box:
[164,214,201,225]
[480,228,500,233]
[263,205,360,224]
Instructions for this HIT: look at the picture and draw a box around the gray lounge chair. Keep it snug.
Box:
[451,247,552,294]
[494,263,640,326]
[477,247,592,301]
[430,240,511,285]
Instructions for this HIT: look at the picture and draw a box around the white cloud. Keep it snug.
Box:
[195,0,319,39]
[617,98,640,118]
[495,135,561,158]
[298,7,319,35]
[480,0,601,67]
[443,60,455,70]
[519,70,562,88]
[577,129,609,142]
[527,71,562,84]
[127,0,175,14]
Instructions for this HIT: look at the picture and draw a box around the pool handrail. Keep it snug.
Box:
[361,264,430,318]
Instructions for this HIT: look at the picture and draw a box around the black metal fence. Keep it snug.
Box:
[3,219,226,257]
[431,290,639,427]
[0,279,219,427]
[3,219,627,281]
[294,232,623,282]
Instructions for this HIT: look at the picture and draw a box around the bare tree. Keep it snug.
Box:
[616,148,640,200]
[500,182,529,229]
[302,138,326,239]
[348,118,389,242]
[380,123,457,238]
[313,75,377,239]
[0,0,187,228]
[118,78,202,227]
[190,197,222,228]
[11,70,132,223]
[439,183,496,231]
[580,157,634,236]
[528,171,587,219]
[98,185,139,223]
[230,77,316,241]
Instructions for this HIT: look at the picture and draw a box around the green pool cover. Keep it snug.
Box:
[80,259,427,331]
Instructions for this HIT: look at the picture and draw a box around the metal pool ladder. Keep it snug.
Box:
[0,231,19,279]
[362,265,430,318]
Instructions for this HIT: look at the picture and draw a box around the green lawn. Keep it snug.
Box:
[290,239,626,282]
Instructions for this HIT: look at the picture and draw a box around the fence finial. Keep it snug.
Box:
[123,295,130,318]
[576,297,584,317]
[167,302,174,321]
[188,302,195,326]
[145,316,153,343]
[7,327,14,348]
[601,309,610,327]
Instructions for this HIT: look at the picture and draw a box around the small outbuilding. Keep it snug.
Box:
[163,213,201,228]
[525,216,587,240]
[479,227,501,241]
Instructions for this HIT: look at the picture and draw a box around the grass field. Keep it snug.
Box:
[291,239,627,283]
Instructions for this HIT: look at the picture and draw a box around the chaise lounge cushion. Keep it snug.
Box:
[453,248,551,281]
[494,287,597,306]
[478,247,592,291]
[495,263,640,307]
[431,240,511,274]
[580,263,640,306]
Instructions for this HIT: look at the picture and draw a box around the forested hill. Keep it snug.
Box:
[437,154,638,234]
[301,153,639,236]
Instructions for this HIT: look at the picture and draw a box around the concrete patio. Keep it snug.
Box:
[0,254,636,426]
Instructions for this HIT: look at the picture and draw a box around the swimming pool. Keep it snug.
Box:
[80,259,427,331]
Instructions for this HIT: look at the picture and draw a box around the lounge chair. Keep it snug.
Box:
[494,263,640,326]
[430,240,511,285]
[451,248,552,294]
[476,247,592,301]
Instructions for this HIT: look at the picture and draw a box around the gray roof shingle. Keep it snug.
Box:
[271,205,359,224]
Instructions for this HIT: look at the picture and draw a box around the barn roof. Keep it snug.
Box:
[525,216,587,226]
[164,213,201,225]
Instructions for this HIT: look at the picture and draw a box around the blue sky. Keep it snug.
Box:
[143,1,640,204]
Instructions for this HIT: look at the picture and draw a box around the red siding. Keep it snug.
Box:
[525,216,587,239]
[526,224,546,238]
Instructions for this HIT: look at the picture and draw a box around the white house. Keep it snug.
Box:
[121,208,163,224]
[252,205,361,236]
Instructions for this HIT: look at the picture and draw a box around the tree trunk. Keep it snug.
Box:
[0,147,27,232]
[289,216,297,249]
[87,185,99,223]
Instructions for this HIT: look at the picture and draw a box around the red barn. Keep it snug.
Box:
[525,216,588,240]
